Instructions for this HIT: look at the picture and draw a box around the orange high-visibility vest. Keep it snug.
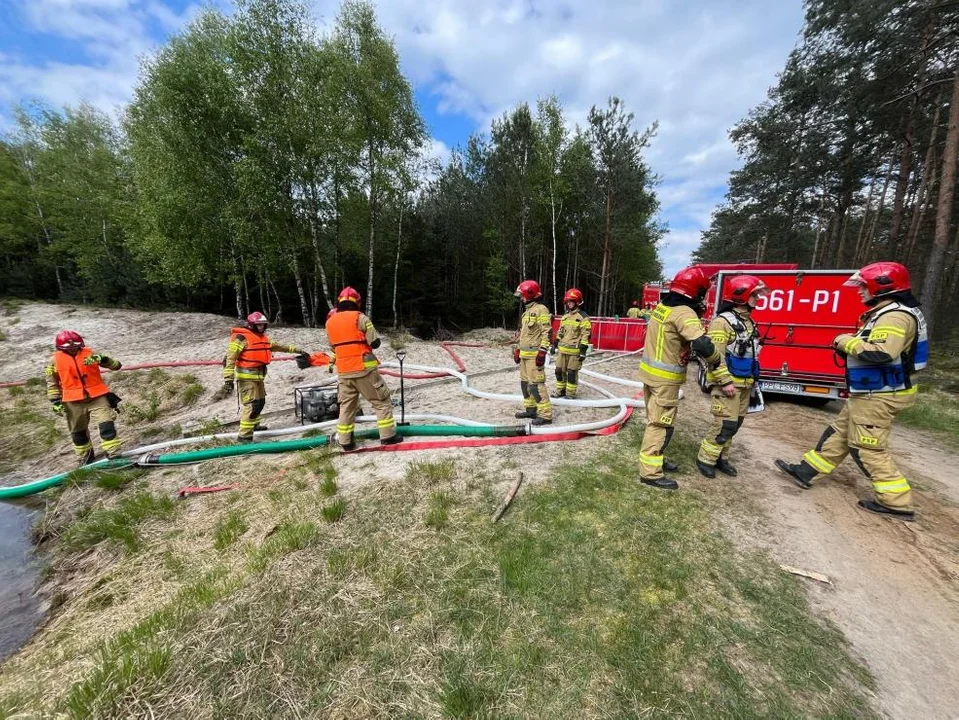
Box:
[52,347,110,402]
[231,327,273,368]
[326,311,372,374]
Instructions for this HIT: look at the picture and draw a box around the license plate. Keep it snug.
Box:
[760,381,803,395]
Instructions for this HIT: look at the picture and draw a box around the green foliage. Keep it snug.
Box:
[321,497,346,523]
[61,491,177,554]
[213,510,249,550]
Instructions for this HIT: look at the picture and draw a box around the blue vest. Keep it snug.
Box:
[846,302,928,394]
[719,311,760,380]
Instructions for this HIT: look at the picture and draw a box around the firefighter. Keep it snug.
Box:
[551,288,591,399]
[326,286,402,450]
[626,301,642,319]
[212,312,308,443]
[776,262,927,518]
[696,275,768,478]
[638,266,723,490]
[513,280,553,425]
[45,330,124,465]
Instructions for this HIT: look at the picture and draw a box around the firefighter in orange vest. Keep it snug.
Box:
[45,330,124,465]
[326,287,402,450]
[638,266,723,490]
[513,279,553,424]
[213,312,308,443]
[696,275,768,478]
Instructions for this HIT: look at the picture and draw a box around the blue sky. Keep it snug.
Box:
[0,0,805,277]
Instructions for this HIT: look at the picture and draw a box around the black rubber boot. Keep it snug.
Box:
[380,435,404,446]
[340,441,356,452]
[237,436,253,445]
[254,424,269,432]
[640,477,679,491]
[77,447,96,467]
[663,459,681,473]
[531,416,552,426]
[550,389,566,398]
[774,459,816,489]
[858,499,915,520]
[696,460,716,479]
[515,408,537,419]
[715,458,738,477]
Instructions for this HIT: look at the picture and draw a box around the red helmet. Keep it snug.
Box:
[55,330,84,351]
[722,275,768,305]
[844,262,911,297]
[632,300,640,307]
[563,288,583,306]
[337,286,361,305]
[670,266,711,299]
[514,280,542,302]
[246,311,268,327]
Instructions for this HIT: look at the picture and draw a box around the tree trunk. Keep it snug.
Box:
[291,252,312,327]
[365,142,377,318]
[550,178,558,311]
[905,90,944,265]
[308,213,333,311]
[921,63,959,332]
[810,186,827,268]
[864,156,895,264]
[231,245,245,319]
[598,188,613,316]
[890,134,915,248]
[852,171,879,265]
[392,201,403,329]
[755,232,768,263]
[269,276,284,324]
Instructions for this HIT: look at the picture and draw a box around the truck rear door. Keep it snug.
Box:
[714,270,860,399]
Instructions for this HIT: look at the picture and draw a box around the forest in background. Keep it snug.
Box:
[696,0,959,336]
[0,0,663,335]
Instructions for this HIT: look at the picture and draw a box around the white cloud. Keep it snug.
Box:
[3,0,803,277]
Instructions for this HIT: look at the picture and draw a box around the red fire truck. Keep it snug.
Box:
[555,264,862,401]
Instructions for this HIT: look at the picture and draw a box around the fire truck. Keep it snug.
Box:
[555,264,862,401]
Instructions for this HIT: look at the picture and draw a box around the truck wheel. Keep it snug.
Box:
[697,362,710,393]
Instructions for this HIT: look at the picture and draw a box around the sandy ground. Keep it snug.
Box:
[2,302,959,718]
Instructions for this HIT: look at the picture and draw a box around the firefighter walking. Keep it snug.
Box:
[213,312,308,443]
[45,330,124,465]
[776,262,927,519]
[326,287,402,450]
[551,288,591,399]
[638,266,722,490]
[696,275,768,478]
[512,280,553,425]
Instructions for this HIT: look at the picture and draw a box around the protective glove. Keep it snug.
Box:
[512,348,521,365]
[50,401,65,416]
[578,344,589,361]
[549,342,557,356]
[535,349,547,368]
[833,334,856,355]
[328,354,336,373]
[211,380,234,401]
[82,353,102,366]
[295,352,312,370]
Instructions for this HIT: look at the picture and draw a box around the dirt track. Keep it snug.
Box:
[2,302,959,718]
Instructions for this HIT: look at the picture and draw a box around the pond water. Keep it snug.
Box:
[0,501,42,662]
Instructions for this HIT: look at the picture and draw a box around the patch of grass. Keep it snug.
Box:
[899,387,959,448]
[7,385,24,397]
[404,458,456,485]
[248,521,321,573]
[321,497,346,523]
[213,510,249,550]
[60,491,177,554]
[91,469,143,491]
[424,491,454,529]
[124,392,161,424]
[318,467,338,496]
[180,382,204,406]
[0,328,8,341]
[196,418,222,436]
[25,376,46,388]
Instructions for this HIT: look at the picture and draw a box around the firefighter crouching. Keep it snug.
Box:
[551,288,591,399]
[512,280,553,425]
[45,330,124,466]
[626,301,642,319]
[326,286,402,451]
[638,266,723,490]
[696,275,768,478]
[776,262,927,519]
[213,312,308,443]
